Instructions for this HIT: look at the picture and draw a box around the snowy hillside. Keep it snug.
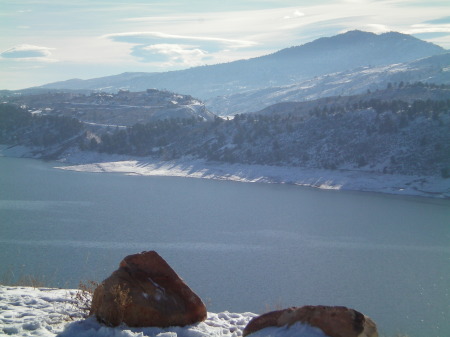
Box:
[207,53,450,115]
[35,31,447,99]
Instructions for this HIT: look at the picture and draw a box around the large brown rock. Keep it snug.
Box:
[90,251,207,327]
[243,306,378,337]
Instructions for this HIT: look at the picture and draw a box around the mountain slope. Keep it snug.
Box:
[207,52,450,115]
[38,31,446,99]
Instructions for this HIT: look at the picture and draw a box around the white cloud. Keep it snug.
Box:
[363,24,391,34]
[102,31,258,49]
[2,0,450,89]
[143,43,205,56]
[283,10,305,20]
[141,44,208,67]
[403,23,450,34]
[102,31,258,65]
[0,44,57,62]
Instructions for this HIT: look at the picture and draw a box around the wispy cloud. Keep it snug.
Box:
[0,44,57,62]
[404,23,450,35]
[121,16,204,24]
[133,44,208,66]
[103,32,258,49]
[2,0,450,89]
[102,31,258,66]
[283,10,305,20]
[424,16,450,25]
[364,24,391,34]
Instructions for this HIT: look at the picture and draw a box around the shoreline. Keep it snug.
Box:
[2,144,449,199]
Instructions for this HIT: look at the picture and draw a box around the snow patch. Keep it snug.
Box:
[0,286,261,337]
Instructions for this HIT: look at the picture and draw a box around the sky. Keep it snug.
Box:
[1,0,450,90]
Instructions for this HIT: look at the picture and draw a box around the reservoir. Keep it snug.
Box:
[0,156,449,337]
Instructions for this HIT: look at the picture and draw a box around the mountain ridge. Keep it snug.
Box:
[207,52,450,115]
[36,30,447,99]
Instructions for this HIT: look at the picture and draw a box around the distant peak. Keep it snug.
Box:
[271,29,444,58]
[341,29,375,36]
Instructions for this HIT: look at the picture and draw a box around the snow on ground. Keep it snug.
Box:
[0,286,77,336]
[0,285,328,337]
[1,145,449,199]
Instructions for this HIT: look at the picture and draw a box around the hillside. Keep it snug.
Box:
[207,53,450,115]
[81,89,449,178]
[2,85,449,184]
[254,83,450,116]
[36,31,447,99]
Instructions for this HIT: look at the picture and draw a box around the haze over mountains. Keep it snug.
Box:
[36,30,449,115]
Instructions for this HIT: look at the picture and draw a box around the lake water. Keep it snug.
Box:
[0,156,449,337]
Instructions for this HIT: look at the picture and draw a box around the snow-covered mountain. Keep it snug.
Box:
[207,53,450,115]
[36,31,447,100]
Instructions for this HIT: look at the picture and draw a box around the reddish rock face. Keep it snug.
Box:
[243,306,378,337]
[90,251,207,327]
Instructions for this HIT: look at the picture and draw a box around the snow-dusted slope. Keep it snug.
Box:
[206,53,450,115]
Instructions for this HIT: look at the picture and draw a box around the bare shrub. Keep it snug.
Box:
[110,284,132,323]
[69,280,99,319]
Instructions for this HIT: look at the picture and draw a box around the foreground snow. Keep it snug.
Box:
[1,145,449,198]
[0,286,328,337]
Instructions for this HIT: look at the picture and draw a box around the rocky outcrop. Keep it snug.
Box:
[90,251,207,327]
[243,305,378,337]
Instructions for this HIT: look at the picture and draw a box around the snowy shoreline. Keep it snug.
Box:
[1,144,449,199]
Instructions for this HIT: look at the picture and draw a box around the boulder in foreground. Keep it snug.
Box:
[90,251,207,327]
[243,305,378,337]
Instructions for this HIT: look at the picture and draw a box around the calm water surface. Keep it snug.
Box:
[0,156,449,337]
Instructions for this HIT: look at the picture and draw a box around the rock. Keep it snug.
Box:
[243,305,378,337]
[90,251,207,327]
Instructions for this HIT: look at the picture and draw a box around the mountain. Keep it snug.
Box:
[207,52,450,115]
[37,31,446,99]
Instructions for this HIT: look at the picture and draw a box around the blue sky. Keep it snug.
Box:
[1,0,449,90]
